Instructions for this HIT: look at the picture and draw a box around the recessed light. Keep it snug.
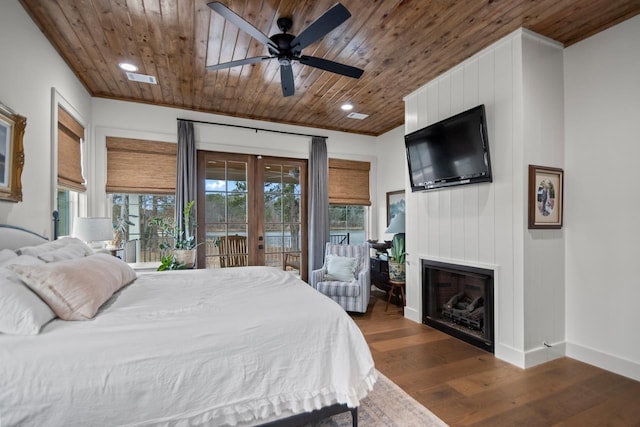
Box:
[341,103,354,111]
[119,62,138,72]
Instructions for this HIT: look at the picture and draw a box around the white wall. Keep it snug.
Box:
[401,29,566,368]
[521,33,566,366]
[564,15,640,381]
[374,126,405,241]
[0,2,91,236]
[91,98,379,223]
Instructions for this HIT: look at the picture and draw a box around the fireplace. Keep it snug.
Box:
[422,260,494,353]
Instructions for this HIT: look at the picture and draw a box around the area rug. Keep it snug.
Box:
[310,370,448,427]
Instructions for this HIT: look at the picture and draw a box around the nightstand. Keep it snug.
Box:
[370,257,390,293]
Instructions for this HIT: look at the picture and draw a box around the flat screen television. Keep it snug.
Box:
[405,104,492,192]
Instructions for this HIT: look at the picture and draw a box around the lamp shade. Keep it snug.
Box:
[385,212,405,234]
[73,217,113,242]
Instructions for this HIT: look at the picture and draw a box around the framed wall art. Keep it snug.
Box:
[528,165,563,229]
[0,103,26,203]
[386,190,405,226]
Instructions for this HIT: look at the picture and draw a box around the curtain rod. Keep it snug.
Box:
[178,118,327,139]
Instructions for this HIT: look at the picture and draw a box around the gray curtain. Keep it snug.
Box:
[308,136,329,281]
[176,120,196,242]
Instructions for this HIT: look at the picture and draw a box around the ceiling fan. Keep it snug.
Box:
[206,2,364,97]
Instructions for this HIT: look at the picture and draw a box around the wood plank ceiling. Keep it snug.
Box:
[20,1,640,136]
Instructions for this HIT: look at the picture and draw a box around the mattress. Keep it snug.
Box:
[0,266,376,426]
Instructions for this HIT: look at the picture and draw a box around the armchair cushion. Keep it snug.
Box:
[325,254,357,281]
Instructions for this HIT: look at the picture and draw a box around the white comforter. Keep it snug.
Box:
[0,267,376,426]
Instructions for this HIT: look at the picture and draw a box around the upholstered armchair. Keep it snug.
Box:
[310,242,370,313]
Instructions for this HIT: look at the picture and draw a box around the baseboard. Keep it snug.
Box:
[494,343,526,368]
[524,341,566,368]
[566,342,640,382]
[403,306,420,324]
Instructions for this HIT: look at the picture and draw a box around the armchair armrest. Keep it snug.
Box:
[357,269,371,300]
[310,268,327,289]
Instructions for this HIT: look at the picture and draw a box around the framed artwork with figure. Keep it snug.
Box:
[0,103,26,203]
[386,190,405,226]
[528,165,563,229]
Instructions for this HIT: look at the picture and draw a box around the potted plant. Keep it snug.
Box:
[388,233,405,281]
[151,200,197,269]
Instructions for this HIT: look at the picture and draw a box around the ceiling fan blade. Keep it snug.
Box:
[280,64,295,97]
[290,3,351,54]
[207,2,279,52]
[299,55,364,79]
[206,56,272,71]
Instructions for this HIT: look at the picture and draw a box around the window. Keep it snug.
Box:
[57,189,79,237]
[328,158,370,245]
[329,205,368,244]
[56,106,85,237]
[106,137,178,263]
[111,194,175,263]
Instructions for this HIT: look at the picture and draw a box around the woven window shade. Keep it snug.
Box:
[106,137,177,195]
[328,158,371,205]
[58,107,85,192]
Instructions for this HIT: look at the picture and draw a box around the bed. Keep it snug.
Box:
[0,225,376,426]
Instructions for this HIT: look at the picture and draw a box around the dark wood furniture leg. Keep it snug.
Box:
[386,280,405,312]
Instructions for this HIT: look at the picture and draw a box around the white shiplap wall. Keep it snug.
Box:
[402,29,565,367]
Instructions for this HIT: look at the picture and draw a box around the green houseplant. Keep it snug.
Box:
[151,200,197,270]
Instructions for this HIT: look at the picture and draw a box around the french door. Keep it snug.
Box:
[196,151,307,278]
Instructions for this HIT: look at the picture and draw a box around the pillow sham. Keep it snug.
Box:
[0,255,56,335]
[9,253,137,321]
[325,254,357,282]
[18,237,93,258]
[38,244,90,263]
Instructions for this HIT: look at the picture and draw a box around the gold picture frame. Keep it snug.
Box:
[0,104,26,202]
[528,165,563,229]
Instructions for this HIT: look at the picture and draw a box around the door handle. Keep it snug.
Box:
[258,244,264,250]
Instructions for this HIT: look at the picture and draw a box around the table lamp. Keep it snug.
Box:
[385,212,405,235]
[73,217,113,250]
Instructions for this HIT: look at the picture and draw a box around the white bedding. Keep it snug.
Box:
[0,266,376,426]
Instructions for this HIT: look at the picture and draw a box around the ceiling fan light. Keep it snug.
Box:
[341,103,353,111]
[119,62,138,72]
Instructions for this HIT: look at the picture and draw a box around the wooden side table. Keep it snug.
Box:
[385,279,406,311]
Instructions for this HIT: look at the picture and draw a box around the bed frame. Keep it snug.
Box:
[0,224,49,250]
[260,404,356,427]
[0,224,358,426]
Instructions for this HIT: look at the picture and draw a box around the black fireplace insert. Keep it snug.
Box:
[422,259,494,353]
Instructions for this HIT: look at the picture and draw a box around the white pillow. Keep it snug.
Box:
[325,254,357,281]
[38,244,90,263]
[0,249,18,264]
[18,237,93,258]
[0,255,56,335]
[9,253,137,321]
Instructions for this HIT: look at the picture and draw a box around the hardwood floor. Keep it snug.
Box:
[350,296,640,426]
